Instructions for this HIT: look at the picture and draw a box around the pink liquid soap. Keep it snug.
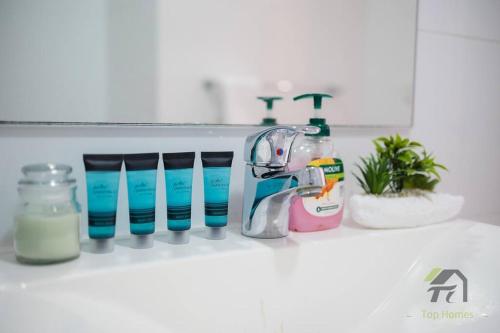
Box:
[289,195,343,232]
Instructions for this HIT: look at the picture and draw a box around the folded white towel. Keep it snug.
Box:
[349,192,464,228]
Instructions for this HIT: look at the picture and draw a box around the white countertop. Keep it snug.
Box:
[0,218,482,289]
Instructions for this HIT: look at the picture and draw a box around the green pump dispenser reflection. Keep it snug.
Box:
[258,96,282,126]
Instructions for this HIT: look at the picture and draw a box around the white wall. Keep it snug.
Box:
[412,0,500,225]
[0,0,499,251]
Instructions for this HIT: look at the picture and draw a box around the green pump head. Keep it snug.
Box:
[293,93,333,136]
[258,96,282,126]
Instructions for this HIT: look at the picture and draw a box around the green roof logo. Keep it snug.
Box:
[425,267,468,303]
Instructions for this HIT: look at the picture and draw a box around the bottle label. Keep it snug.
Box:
[302,158,344,216]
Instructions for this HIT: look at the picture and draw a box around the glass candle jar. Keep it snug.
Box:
[14,163,81,264]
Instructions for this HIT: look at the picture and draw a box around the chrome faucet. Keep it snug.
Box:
[241,126,326,238]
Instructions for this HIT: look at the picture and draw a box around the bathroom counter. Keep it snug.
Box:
[1,219,499,333]
[0,218,489,287]
[0,218,382,287]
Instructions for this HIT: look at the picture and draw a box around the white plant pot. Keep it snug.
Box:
[349,192,464,229]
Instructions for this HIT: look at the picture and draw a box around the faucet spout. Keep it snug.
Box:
[241,164,325,238]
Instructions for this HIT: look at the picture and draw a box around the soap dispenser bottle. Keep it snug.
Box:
[288,93,344,232]
[258,96,282,126]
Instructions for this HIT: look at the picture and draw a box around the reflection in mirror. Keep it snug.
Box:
[0,0,417,126]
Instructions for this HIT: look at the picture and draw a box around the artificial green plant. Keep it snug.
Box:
[354,134,447,195]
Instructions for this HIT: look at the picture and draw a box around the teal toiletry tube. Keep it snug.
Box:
[83,154,123,253]
[124,153,159,249]
[163,152,195,244]
[201,151,234,240]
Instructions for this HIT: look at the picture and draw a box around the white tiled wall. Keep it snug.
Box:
[418,0,500,41]
[412,0,500,224]
[0,0,499,250]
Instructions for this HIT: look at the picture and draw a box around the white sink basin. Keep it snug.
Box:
[0,219,499,333]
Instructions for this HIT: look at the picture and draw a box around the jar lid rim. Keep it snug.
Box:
[22,163,71,175]
[19,163,76,186]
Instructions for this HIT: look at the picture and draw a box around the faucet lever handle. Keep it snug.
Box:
[295,125,321,135]
[244,125,320,167]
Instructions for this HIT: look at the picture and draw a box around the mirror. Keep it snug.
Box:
[0,0,417,126]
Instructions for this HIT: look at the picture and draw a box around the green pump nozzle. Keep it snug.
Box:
[293,93,333,136]
[258,96,282,126]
